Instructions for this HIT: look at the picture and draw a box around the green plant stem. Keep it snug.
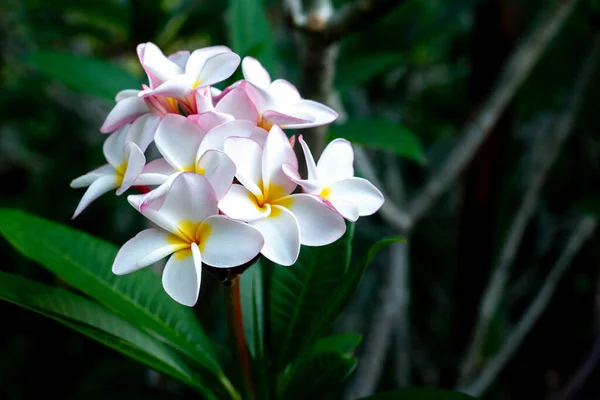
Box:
[223,274,256,400]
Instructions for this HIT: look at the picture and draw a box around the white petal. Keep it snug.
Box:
[72,175,119,219]
[250,205,300,266]
[150,74,196,98]
[223,137,263,198]
[195,87,215,113]
[188,111,234,133]
[298,135,319,181]
[196,150,236,200]
[268,79,301,104]
[214,87,259,124]
[168,50,191,69]
[140,173,218,235]
[196,52,241,87]
[135,158,176,186]
[276,194,345,246]
[141,42,184,83]
[262,125,297,202]
[112,228,187,275]
[218,184,270,222]
[117,143,146,195]
[125,114,160,152]
[115,89,140,102]
[328,177,384,217]
[197,120,255,158]
[281,163,321,194]
[185,46,233,75]
[103,126,127,167]
[100,96,149,134]
[242,56,271,89]
[241,81,270,113]
[282,99,338,128]
[262,110,312,127]
[155,114,205,171]
[162,243,202,306]
[250,127,268,147]
[70,164,115,188]
[317,138,354,185]
[198,215,264,268]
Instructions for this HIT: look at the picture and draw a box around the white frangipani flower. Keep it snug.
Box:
[219,126,346,266]
[70,114,160,218]
[114,173,264,306]
[135,114,254,200]
[283,136,384,222]
[214,57,338,145]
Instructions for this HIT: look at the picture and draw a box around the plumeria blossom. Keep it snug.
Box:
[114,173,264,306]
[100,43,239,135]
[71,114,160,218]
[283,136,384,222]
[214,57,338,145]
[219,125,346,266]
[135,114,254,200]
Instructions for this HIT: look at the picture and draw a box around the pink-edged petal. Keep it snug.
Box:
[240,81,270,113]
[140,173,218,235]
[328,177,384,217]
[162,243,202,306]
[262,110,311,128]
[298,135,319,181]
[70,164,115,188]
[125,114,160,152]
[115,89,140,102]
[195,87,215,113]
[250,205,300,266]
[135,158,176,186]
[282,163,321,193]
[223,137,263,198]
[250,127,268,147]
[215,87,259,124]
[196,52,241,87]
[317,138,354,184]
[154,114,205,171]
[268,79,302,104]
[149,74,196,98]
[196,150,236,200]
[117,143,146,195]
[140,42,183,84]
[103,126,127,168]
[188,111,234,133]
[168,50,191,69]
[262,125,298,201]
[218,184,270,222]
[276,194,345,246]
[283,99,338,128]
[197,120,255,157]
[242,56,271,89]
[101,96,149,133]
[137,43,161,88]
[112,228,187,275]
[185,46,233,75]
[198,215,264,268]
[72,175,119,219]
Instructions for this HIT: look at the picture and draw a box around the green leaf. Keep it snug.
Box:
[280,352,357,400]
[310,333,362,356]
[358,388,478,400]
[0,209,222,378]
[0,271,214,396]
[336,53,404,92]
[240,261,264,359]
[228,0,276,73]
[267,223,355,369]
[23,52,142,102]
[329,119,425,163]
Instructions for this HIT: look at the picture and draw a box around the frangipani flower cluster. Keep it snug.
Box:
[71,42,384,306]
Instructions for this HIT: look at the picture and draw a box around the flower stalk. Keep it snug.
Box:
[223,272,256,400]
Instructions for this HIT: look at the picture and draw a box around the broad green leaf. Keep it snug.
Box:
[23,52,142,103]
[0,209,222,378]
[280,352,357,400]
[267,224,355,369]
[358,388,477,400]
[0,271,214,397]
[240,261,264,359]
[336,53,403,92]
[228,0,276,73]
[310,333,362,356]
[329,119,425,163]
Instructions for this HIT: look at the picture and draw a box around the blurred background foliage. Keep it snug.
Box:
[1,0,600,398]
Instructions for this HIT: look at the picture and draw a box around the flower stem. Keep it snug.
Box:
[223,273,256,400]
